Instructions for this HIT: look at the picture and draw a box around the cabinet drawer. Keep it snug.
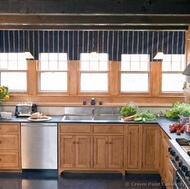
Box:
[93,125,124,134]
[0,151,20,168]
[60,124,91,133]
[0,124,20,134]
[0,135,19,150]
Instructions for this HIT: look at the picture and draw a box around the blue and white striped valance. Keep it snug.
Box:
[0,30,185,61]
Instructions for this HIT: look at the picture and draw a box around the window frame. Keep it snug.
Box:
[120,54,151,95]
[0,53,28,94]
[161,54,185,95]
[37,53,69,95]
[78,53,109,95]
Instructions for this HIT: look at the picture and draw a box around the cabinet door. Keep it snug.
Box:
[108,136,124,169]
[126,125,140,169]
[141,125,160,170]
[93,136,108,168]
[59,135,76,168]
[76,136,91,168]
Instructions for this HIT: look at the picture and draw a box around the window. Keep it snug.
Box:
[38,53,68,92]
[162,54,185,93]
[80,53,108,92]
[0,53,27,92]
[120,54,150,93]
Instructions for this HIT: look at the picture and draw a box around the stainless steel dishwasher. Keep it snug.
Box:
[21,122,57,170]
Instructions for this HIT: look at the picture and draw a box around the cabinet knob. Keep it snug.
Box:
[73,141,76,144]
[0,141,1,144]
[106,141,109,144]
[109,142,112,144]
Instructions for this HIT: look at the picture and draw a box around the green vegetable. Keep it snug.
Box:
[120,105,138,117]
[165,102,190,119]
[134,110,157,122]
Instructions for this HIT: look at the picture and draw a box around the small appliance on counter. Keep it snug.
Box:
[15,102,37,117]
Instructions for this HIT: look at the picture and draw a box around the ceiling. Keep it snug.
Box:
[0,0,190,30]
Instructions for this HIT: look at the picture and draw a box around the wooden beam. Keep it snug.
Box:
[0,14,189,30]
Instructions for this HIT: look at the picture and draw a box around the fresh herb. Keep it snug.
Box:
[165,102,190,119]
[120,105,138,117]
[134,110,157,122]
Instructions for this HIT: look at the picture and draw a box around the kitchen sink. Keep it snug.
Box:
[62,115,92,121]
[62,115,121,121]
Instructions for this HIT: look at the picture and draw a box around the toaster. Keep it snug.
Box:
[15,103,37,117]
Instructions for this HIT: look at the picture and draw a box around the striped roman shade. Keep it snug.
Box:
[0,30,185,61]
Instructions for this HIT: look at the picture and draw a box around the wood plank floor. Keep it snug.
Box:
[0,171,167,189]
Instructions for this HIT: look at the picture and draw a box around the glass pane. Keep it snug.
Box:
[17,60,27,70]
[8,61,17,70]
[0,61,8,70]
[49,53,58,61]
[121,73,149,92]
[40,60,49,70]
[162,73,184,92]
[40,53,49,60]
[99,53,108,61]
[121,61,130,71]
[162,54,185,72]
[172,62,182,71]
[162,61,171,71]
[80,61,89,70]
[140,61,149,71]
[80,73,108,92]
[40,72,67,91]
[58,53,67,61]
[80,53,108,71]
[59,61,67,70]
[0,53,8,60]
[1,72,27,91]
[99,61,108,70]
[8,53,17,60]
[90,61,99,70]
[121,54,149,71]
[131,61,140,71]
[0,53,27,70]
[49,61,58,70]
[80,53,90,61]
[121,54,130,61]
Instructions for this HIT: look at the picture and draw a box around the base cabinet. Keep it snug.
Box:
[160,130,174,189]
[59,135,91,169]
[126,124,160,171]
[58,124,125,174]
[0,123,21,170]
[93,135,124,169]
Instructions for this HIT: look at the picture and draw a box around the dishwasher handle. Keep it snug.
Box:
[21,123,57,127]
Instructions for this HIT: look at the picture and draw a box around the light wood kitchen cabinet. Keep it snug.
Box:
[126,124,160,171]
[93,125,124,173]
[58,124,125,175]
[93,135,124,169]
[160,130,173,189]
[0,123,21,170]
[59,124,92,173]
[126,124,140,169]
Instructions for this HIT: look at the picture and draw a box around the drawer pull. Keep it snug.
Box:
[0,141,1,144]
[0,158,1,161]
